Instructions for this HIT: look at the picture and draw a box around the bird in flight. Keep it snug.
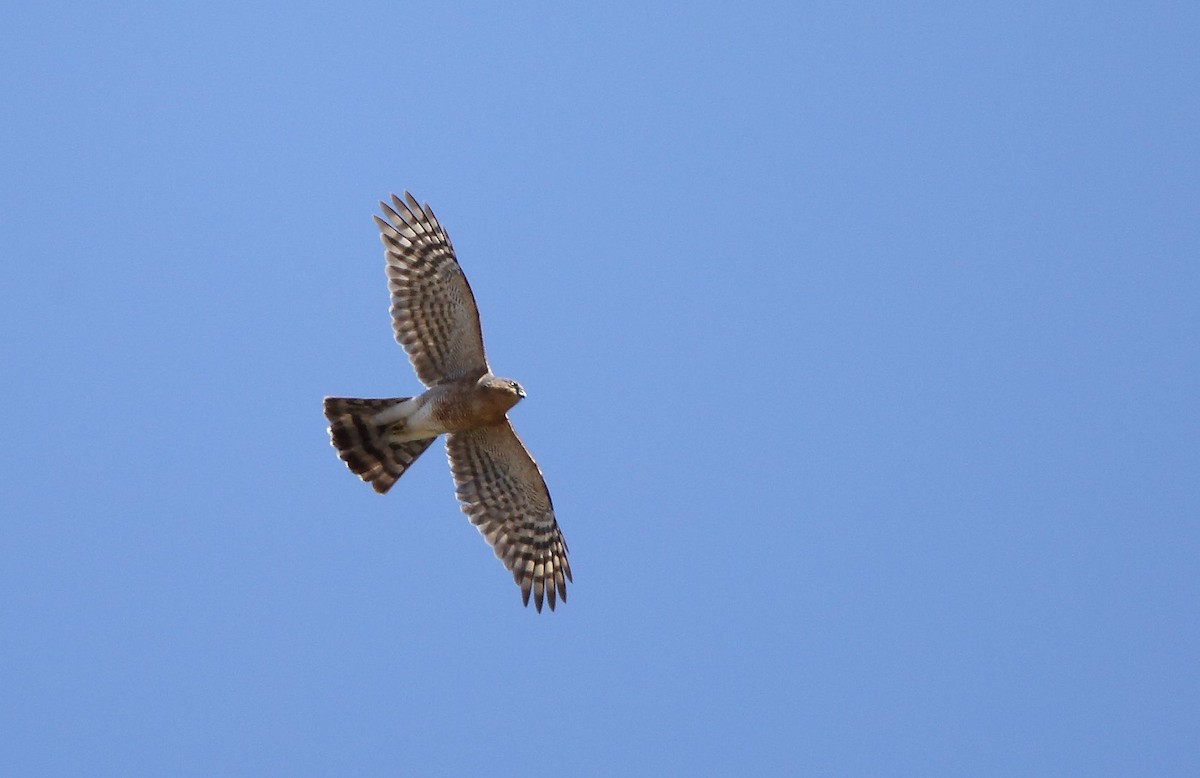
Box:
[323,193,571,612]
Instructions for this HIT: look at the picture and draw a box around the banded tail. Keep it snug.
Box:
[323,397,437,494]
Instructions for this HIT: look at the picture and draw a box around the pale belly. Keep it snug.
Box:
[369,396,446,441]
[368,384,507,442]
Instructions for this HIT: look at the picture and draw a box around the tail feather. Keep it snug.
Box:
[323,397,436,493]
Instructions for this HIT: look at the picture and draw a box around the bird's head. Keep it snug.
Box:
[479,374,526,411]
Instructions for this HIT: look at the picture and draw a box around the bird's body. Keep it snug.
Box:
[323,193,571,612]
[362,375,524,442]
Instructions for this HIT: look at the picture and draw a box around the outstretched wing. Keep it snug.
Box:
[374,193,489,386]
[446,422,571,612]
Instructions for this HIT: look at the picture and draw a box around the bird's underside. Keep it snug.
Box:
[323,192,571,612]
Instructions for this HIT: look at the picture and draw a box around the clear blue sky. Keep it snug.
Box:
[3,2,1197,775]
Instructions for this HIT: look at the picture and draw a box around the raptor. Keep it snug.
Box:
[323,193,570,612]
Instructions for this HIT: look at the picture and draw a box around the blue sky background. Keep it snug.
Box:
[2,2,1198,775]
